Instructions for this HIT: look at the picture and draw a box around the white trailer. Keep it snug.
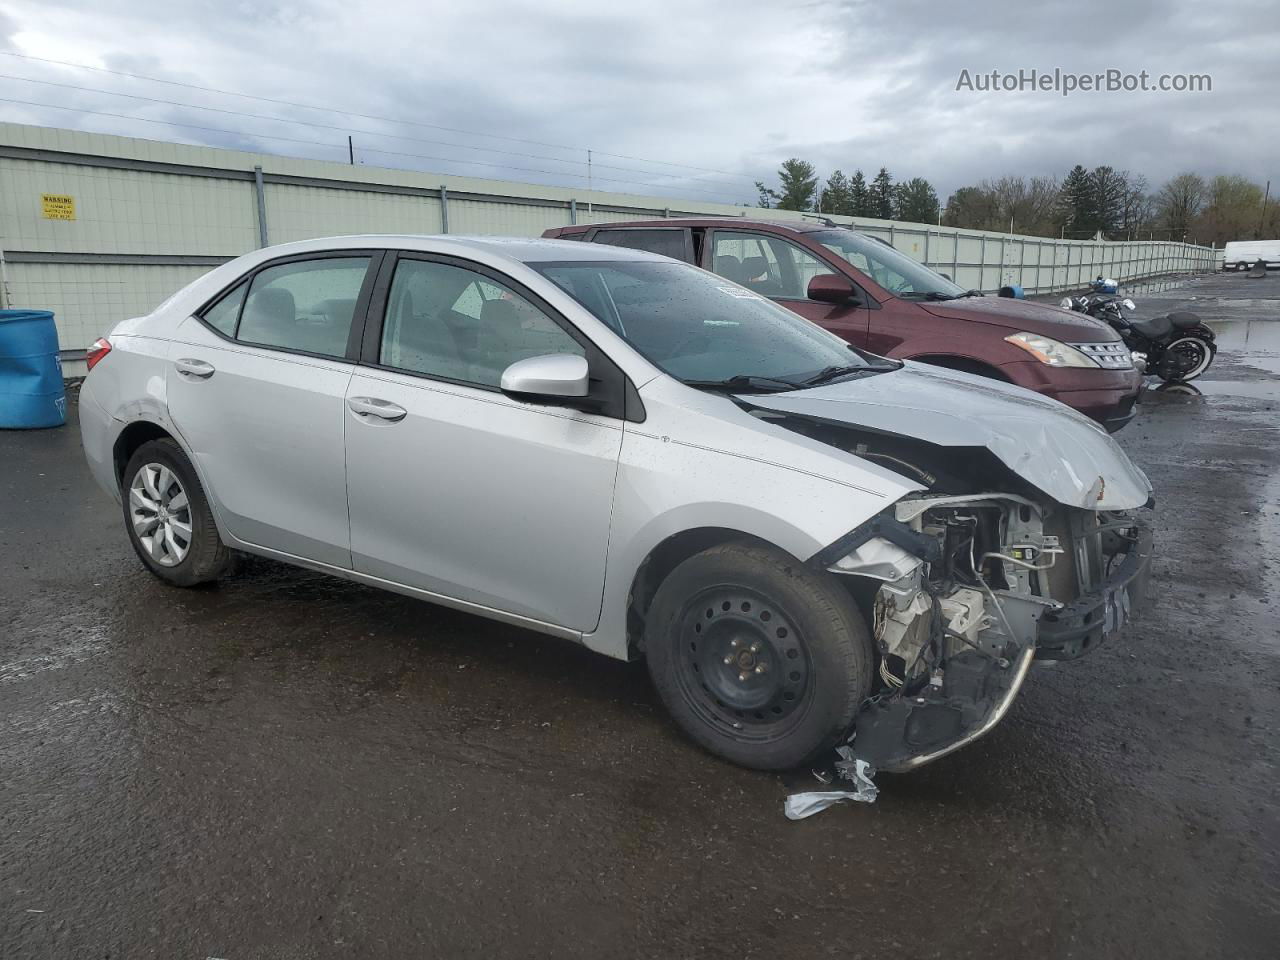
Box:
[1222,240,1280,271]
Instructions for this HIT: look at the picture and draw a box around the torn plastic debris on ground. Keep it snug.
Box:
[784,746,878,820]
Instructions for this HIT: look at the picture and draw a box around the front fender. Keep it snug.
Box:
[581,416,919,660]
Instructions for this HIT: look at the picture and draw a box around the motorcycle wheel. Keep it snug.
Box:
[1159,336,1214,382]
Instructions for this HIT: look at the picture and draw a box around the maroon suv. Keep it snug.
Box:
[543,219,1142,431]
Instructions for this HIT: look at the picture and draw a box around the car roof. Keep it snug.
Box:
[557,217,834,234]
[249,234,672,264]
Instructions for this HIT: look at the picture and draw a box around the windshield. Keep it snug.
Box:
[809,229,967,299]
[533,260,885,389]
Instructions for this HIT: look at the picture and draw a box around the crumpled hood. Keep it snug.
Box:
[918,296,1119,342]
[740,362,1152,510]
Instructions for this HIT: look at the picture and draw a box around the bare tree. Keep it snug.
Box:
[1155,173,1207,238]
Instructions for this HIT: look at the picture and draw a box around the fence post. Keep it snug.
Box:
[253,165,268,248]
[979,235,987,291]
[952,230,959,282]
[570,199,577,225]
[439,185,450,234]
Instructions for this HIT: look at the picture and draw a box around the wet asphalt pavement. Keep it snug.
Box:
[3,273,1279,959]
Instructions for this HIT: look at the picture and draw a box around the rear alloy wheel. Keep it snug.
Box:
[122,438,233,586]
[129,462,192,566]
[644,541,872,770]
[1161,336,1214,382]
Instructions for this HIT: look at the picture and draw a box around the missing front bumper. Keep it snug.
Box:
[846,516,1153,773]
[1035,520,1153,661]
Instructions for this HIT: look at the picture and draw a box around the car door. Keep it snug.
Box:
[704,230,869,346]
[166,252,380,567]
[343,252,624,632]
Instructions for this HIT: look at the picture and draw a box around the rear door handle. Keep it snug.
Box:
[175,357,215,379]
[347,396,407,422]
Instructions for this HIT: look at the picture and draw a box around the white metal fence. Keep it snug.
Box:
[0,122,1217,357]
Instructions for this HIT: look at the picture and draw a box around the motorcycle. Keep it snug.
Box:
[1059,278,1217,383]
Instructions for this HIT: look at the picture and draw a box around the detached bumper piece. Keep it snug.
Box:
[1036,520,1153,661]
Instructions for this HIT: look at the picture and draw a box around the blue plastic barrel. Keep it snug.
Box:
[0,310,67,429]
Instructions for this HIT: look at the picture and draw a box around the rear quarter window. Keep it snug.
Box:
[591,229,690,261]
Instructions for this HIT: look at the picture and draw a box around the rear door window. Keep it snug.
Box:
[237,257,372,358]
[590,229,692,262]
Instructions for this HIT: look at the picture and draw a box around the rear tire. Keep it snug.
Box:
[121,438,233,586]
[1160,336,1214,382]
[644,541,873,770]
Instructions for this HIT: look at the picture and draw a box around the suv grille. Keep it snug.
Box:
[1071,341,1134,369]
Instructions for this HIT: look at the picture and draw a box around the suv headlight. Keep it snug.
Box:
[1004,332,1099,368]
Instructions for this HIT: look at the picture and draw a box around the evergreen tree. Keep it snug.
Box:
[755,158,819,211]
[895,177,940,224]
[1058,164,1092,234]
[849,170,871,217]
[1088,166,1127,236]
[820,170,854,215]
[869,167,896,219]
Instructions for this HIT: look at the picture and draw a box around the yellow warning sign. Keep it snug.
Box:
[41,194,76,220]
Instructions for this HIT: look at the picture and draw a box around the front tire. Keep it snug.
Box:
[122,438,232,586]
[644,541,873,770]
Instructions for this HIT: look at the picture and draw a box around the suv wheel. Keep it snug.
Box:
[122,438,233,586]
[644,541,872,770]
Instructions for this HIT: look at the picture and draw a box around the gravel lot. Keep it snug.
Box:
[3,272,1278,959]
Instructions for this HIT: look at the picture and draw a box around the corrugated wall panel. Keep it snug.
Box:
[7,262,214,350]
[448,199,571,236]
[0,159,258,256]
[265,184,443,244]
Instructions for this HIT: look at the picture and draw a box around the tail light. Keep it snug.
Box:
[85,337,112,371]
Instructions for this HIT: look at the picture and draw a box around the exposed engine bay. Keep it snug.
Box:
[751,410,1156,774]
[823,492,1152,771]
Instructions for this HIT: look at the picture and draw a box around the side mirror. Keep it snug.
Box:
[807,273,858,305]
[500,353,589,400]
[940,272,952,282]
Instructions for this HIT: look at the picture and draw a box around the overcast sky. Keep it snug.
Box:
[2,0,1277,205]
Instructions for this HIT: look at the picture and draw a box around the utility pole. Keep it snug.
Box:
[1260,179,1271,238]
[586,149,593,214]
[348,136,354,165]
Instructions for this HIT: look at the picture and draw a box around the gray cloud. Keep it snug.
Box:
[2,0,1277,206]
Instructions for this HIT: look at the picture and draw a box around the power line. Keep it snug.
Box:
[0,50,760,183]
[0,71,734,185]
[0,95,749,202]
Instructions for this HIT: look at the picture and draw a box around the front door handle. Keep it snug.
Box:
[175,357,215,379]
[347,396,407,422]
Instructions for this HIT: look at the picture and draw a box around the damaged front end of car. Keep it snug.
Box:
[821,493,1152,772]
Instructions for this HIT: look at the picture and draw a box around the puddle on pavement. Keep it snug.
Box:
[1143,379,1280,403]
[1204,318,1280,377]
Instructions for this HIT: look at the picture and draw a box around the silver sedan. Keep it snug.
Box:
[79,236,1153,772]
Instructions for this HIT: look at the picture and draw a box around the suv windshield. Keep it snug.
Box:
[534,260,892,390]
[809,229,967,300]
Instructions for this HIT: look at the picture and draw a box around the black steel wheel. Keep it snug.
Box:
[677,586,813,738]
[644,540,873,770]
